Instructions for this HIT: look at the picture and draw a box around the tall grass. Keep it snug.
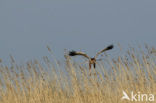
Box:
[0,45,156,103]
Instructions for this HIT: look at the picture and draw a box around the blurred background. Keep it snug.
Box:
[0,0,156,63]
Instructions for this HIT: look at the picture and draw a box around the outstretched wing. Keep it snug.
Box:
[95,45,114,58]
[69,51,90,59]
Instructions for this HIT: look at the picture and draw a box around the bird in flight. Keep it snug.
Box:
[69,45,114,72]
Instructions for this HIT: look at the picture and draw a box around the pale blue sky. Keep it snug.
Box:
[0,0,156,62]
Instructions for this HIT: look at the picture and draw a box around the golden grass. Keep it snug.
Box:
[0,45,156,103]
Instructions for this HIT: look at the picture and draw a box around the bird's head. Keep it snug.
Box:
[90,58,96,63]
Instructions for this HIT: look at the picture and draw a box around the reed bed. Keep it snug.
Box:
[0,45,156,103]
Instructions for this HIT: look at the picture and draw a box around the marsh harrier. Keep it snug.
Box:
[69,45,114,71]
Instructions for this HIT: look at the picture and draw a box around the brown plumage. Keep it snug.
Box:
[69,45,114,72]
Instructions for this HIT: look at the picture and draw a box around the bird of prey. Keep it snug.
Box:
[69,45,114,71]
